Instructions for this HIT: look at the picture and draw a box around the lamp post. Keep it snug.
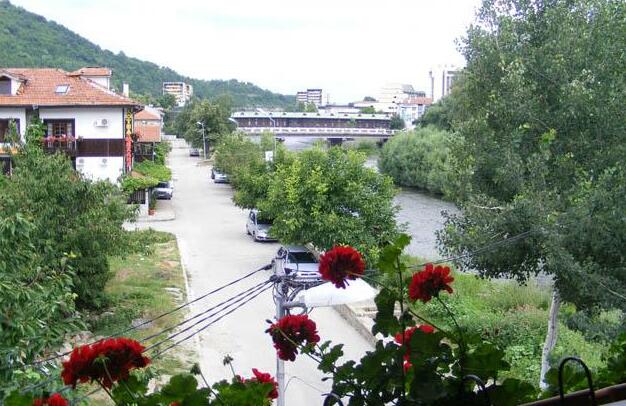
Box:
[256,108,276,161]
[196,121,207,160]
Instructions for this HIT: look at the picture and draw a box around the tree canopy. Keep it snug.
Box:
[437,0,626,311]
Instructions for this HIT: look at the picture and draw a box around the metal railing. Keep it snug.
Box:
[238,126,396,137]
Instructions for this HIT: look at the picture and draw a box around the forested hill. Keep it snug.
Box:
[0,1,294,108]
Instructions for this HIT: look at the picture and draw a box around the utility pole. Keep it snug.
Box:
[197,121,207,160]
[273,254,286,406]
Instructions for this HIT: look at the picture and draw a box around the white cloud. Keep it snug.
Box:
[11,0,481,102]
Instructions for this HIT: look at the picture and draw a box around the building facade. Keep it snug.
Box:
[429,65,460,102]
[296,88,324,106]
[396,97,433,129]
[133,106,163,162]
[0,68,141,182]
[162,81,193,107]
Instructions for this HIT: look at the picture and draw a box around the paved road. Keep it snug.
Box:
[141,141,372,405]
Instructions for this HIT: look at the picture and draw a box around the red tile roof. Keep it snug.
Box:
[135,124,161,142]
[69,67,112,77]
[0,68,140,107]
[402,97,433,105]
[135,109,161,120]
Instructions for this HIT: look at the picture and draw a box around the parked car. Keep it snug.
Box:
[211,168,229,183]
[275,245,321,283]
[189,148,200,157]
[246,210,277,242]
[154,181,173,200]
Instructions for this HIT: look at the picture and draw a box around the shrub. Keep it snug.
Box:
[379,126,453,195]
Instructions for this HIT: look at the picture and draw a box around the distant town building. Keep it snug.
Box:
[378,83,425,104]
[162,81,193,107]
[133,106,163,162]
[429,65,460,102]
[230,111,393,138]
[296,88,324,106]
[0,67,142,181]
[396,97,433,129]
[352,83,428,117]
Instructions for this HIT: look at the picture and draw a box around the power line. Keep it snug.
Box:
[145,281,272,353]
[141,280,272,345]
[20,263,272,369]
[150,283,273,359]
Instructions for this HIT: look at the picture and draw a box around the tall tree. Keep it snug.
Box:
[261,147,398,264]
[437,0,626,384]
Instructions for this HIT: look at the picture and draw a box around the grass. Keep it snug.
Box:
[79,229,196,404]
[400,258,615,388]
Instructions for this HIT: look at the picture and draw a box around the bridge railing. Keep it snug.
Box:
[238,127,396,137]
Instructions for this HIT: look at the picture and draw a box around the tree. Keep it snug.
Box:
[416,93,457,131]
[305,102,318,113]
[175,100,234,150]
[389,114,405,130]
[435,0,626,386]
[360,106,377,114]
[156,93,177,110]
[2,119,136,309]
[379,127,453,195]
[261,147,398,264]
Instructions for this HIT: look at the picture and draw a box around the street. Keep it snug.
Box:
[140,141,373,405]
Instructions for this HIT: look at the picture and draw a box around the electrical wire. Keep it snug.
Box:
[139,279,272,344]
[19,263,272,369]
[145,281,272,354]
[150,283,273,359]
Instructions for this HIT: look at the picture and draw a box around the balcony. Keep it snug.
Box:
[41,135,80,157]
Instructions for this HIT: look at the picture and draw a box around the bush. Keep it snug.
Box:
[379,126,453,195]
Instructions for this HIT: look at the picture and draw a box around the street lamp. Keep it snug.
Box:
[256,108,276,161]
[196,121,207,160]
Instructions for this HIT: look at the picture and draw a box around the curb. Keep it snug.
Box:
[334,304,377,346]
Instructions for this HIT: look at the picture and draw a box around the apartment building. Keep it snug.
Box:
[296,88,324,107]
[162,81,193,107]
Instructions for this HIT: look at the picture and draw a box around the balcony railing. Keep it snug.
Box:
[41,135,80,157]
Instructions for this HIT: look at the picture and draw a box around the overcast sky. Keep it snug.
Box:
[12,0,482,103]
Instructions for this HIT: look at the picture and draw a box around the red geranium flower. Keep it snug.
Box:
[61,337,150,388]
[319,246,366,289]
[408,263,454,303]
[250,368,279,399]
[394,325,435,371]
[266,315,320,361]
[33,393,69,406]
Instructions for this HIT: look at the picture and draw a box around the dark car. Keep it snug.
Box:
[189,148,200,157]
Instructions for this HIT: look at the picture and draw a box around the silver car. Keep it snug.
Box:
[246,210,277,242]
[211,168,229,183]
[154,181,173,200]
[275,245,321,283]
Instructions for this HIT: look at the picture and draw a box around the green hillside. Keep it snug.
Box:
[0,1,294,108]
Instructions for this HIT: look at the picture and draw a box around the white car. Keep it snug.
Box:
[275,245,321,283]
[246,210,277,242]
[154,181,173,200]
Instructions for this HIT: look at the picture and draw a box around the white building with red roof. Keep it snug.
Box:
[133,106,163,162]
[0,67,142,182]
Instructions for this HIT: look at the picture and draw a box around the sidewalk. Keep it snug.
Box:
[137,198,176,222]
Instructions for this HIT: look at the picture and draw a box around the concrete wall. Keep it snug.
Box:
[76,156,124,183]
[39,107,124,139]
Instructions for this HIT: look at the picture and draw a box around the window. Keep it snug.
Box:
[55,84,70,94]
[44,120,74,137]
[0,78,10,95]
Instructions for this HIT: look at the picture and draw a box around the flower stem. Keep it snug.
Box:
[96,380,118,405]
[436,296,466,376]
[396,257,407,402]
